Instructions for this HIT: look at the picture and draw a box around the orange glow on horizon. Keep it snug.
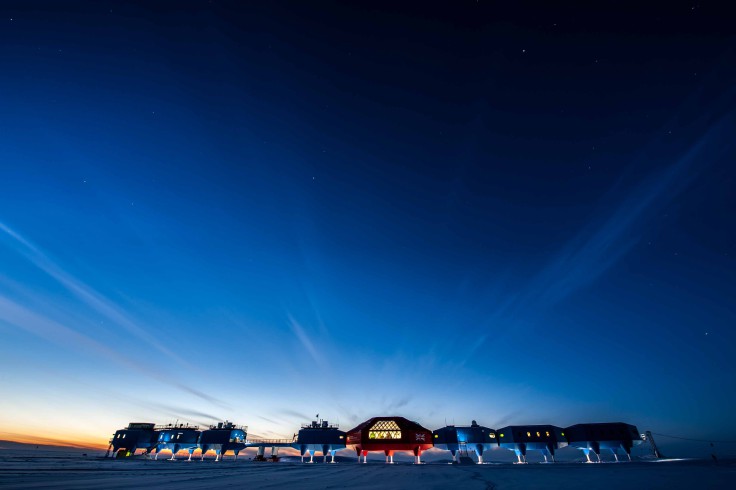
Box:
[0,432,108,450]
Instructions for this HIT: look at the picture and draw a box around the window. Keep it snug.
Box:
[526,432,531,437]
[489,433,496,439]
[536,432,541,437]
[546,431,550,437]
[368,420,402,440]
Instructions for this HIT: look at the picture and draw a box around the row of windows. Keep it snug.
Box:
[159,433,188,441]
[497,431,563,439]
[368,430,402,440]
[433,433,497,439]
[115,434,127,439]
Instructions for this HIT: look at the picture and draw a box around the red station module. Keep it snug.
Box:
[346,416,434,463]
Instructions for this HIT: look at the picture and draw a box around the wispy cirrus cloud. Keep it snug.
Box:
[0,293,229,408]
[459,115,735,362]
[287,313,326,368]
[1,221,237,406]
[0,222,187,367]
[525,117,732,309]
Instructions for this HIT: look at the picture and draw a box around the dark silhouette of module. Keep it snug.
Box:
[564,422,642,462]
[294,420,346,462]
[110,422,158,457]
[200,421,247,460]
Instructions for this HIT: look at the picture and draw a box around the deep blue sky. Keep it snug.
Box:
[0,1,735,454]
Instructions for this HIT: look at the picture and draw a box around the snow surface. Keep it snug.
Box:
[1,446,734,489]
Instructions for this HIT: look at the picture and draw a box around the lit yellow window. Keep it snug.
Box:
[526,432,531,437]
[368,420,402,440]
[490,433,496,438]
[536,432,541,437]
[546,431,550,437]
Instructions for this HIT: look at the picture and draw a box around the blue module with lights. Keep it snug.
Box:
[432,420,496,463]
[199,421,248,461]
[497,425,568,463]
[155,424,202,460]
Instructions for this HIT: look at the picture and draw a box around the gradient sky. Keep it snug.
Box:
[1,2,735,455]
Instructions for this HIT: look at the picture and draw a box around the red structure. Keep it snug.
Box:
[346,416,433,463]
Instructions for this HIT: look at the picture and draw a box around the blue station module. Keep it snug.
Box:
[497,425,567,463]
[432,420,496,463]
[155,424,202,460]
[109,422,159,457]
[564,423,643,462]
[294,420,346,463]
[199,421,247,461]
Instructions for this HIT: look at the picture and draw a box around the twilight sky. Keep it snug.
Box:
[1,1,735,454]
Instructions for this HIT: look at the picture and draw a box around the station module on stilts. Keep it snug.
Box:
[108,422,159,458]
[199,421,247,461]
[563,423,643,462]
[346,416,433,464]
[433,420,496,463]
[497,425,567,463]
[294,419,346,463]
[155,424,201,460]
